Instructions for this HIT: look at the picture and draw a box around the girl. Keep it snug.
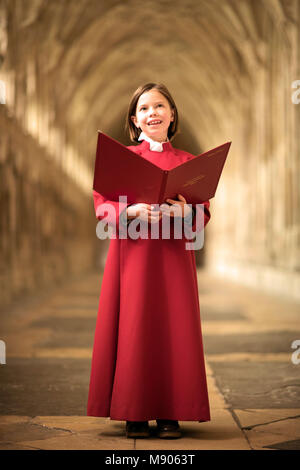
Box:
[87,83,211,439]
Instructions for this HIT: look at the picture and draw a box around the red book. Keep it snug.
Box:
[93,131,231,205]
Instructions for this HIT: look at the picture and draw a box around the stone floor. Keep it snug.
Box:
[0,268,299,450]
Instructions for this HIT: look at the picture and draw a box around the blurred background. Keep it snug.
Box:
[0,0,299,307]
[0,0,299,308]
[0,0,300,451]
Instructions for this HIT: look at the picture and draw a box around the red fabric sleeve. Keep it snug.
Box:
[192,200,211,231]
[182,200,211,242]
[93,190,131,237]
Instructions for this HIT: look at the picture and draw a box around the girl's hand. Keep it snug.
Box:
[126,203,162,224]
[161,194,193,218]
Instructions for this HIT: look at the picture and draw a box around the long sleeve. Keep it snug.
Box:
[182,206,196,226]
[119,204,137,227]
[192,200,210,230]
[183,200,211,239]
[93,190,132,237]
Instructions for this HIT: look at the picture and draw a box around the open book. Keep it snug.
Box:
[93,131,231,205]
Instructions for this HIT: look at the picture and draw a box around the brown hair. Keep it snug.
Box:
[125,82,179,142]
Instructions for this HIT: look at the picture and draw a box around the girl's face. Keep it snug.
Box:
[131,89,174,142]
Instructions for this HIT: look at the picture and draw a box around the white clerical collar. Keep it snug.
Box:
[138,131,169,152]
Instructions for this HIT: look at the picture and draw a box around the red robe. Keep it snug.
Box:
[87,139,211,422]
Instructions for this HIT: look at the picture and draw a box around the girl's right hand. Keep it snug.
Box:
[126,203,161,224]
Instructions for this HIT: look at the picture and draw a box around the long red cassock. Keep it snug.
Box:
[87,138,211,422]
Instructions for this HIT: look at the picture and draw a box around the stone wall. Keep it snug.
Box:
[0,106,98,307]
[205,1,300,299]
[0,0,299,303]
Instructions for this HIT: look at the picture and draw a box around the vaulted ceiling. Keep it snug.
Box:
[1,0,296,171]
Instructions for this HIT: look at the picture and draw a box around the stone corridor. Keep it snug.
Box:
[0,0,299,451]
[0,269,300,450]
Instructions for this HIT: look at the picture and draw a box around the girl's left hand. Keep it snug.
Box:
[161,194,193,218]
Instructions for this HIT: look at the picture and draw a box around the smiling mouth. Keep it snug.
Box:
[148,121,162,126]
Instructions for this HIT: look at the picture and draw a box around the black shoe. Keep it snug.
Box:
[156,419,182,439]
[126,421,150,438]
